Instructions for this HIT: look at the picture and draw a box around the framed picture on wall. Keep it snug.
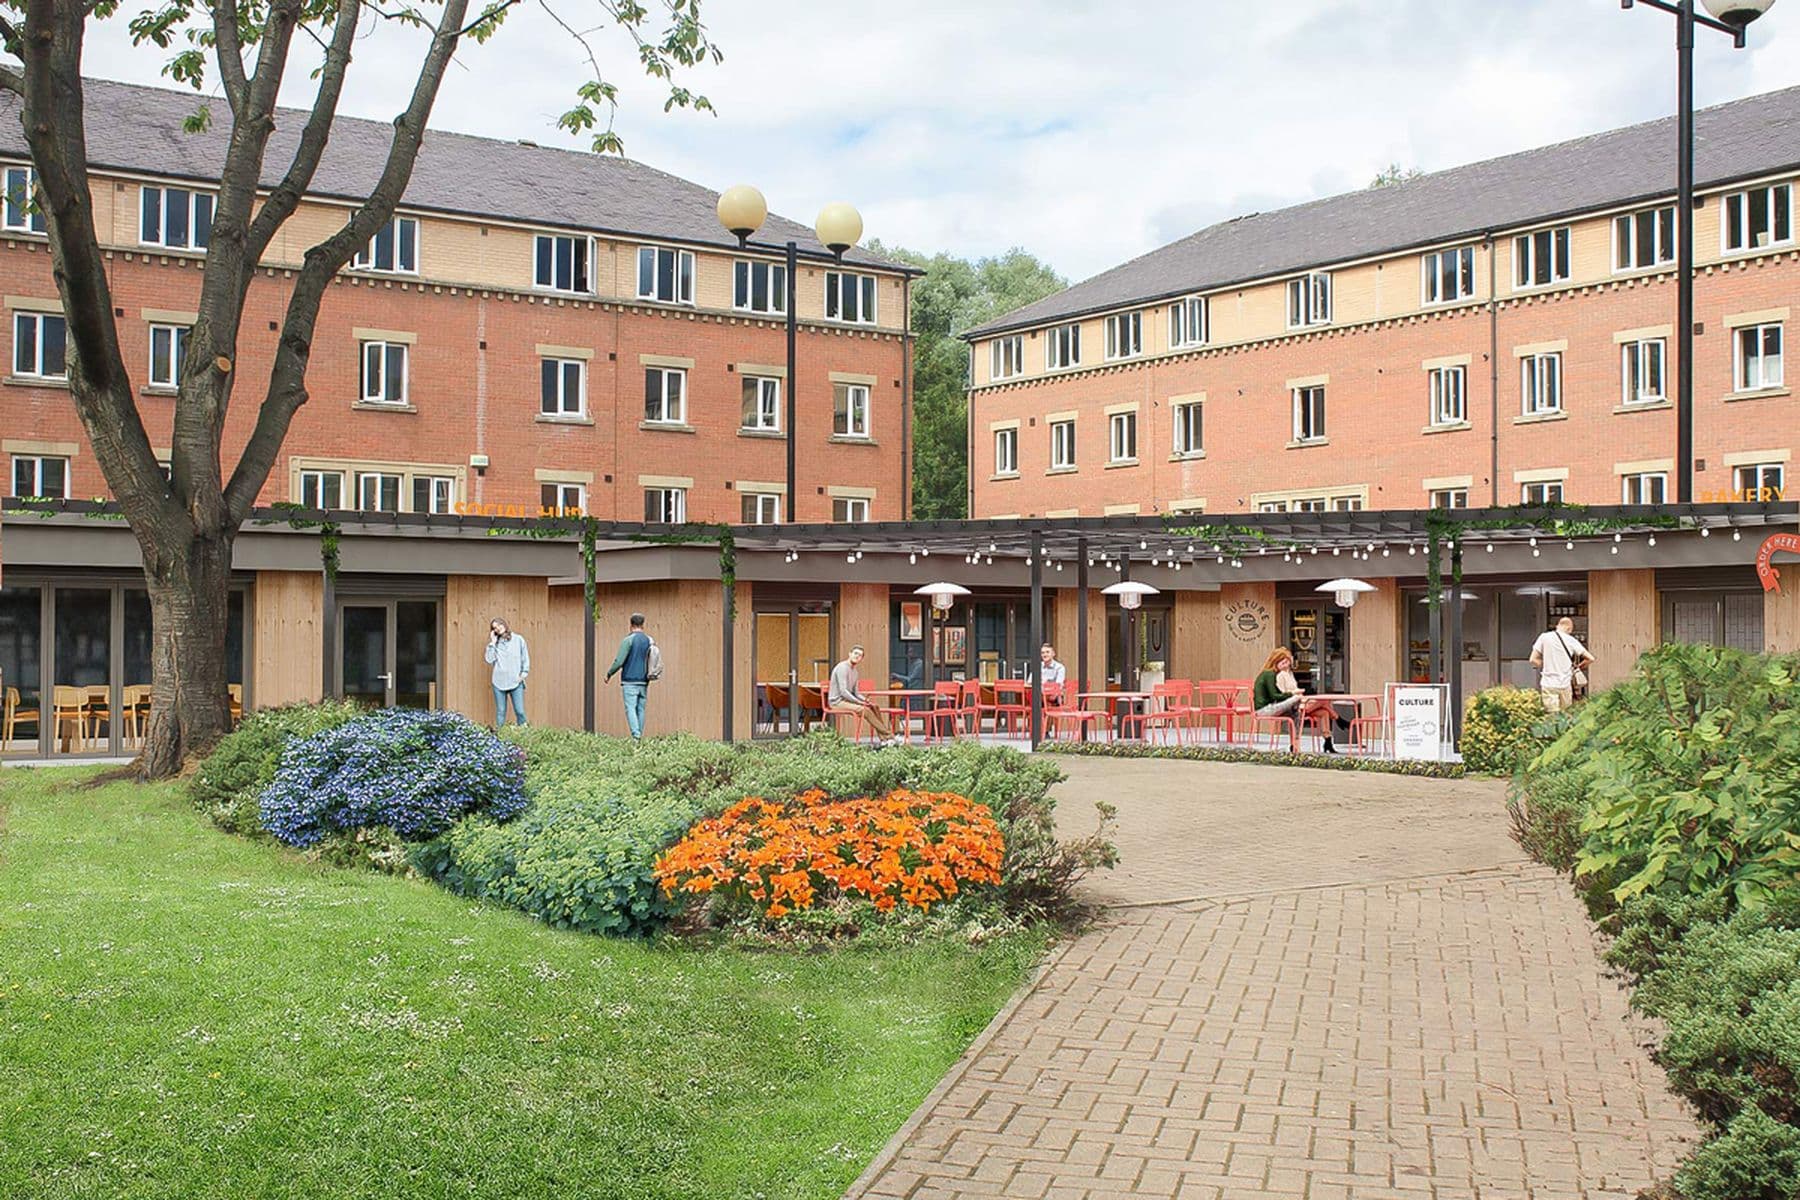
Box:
[944,626,967,665]
[899,601,924,641]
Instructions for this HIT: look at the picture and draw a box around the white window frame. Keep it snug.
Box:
[741,491,781,524]
[732,259,786,315]
[1520,480,1565,504]
[353,216,419,275]
[1291,385,1327,442]
[138,185,214,250]
[148,323,189,390]
[355,471,403,513]
[1734,462,1785,500]
[359,340,409,406]
[1428,365,1467,426]
[298,469,344,509]
[1421,246,1475,305]
[993,427,1018,476]
[832,496,871,523]
[741,375,781,432]
[12,311,67,380]
[1169,295,1208,349]
[1613,205,1675,272]
[1171,400,1203,457]
[824,271,878,325]
[644,367,686,425]
[1049,419,1076,470]
[1620,338,1667,406]
[11,453,69,499]
[833,382,871,439]
[1045,323,1081,370]
[1108,410,1137,464]
[411,475,454,514]
[541,481,586,514]
[1520,352,1562,416]
[1513,227,1571,289]
[533,233,595,294]
[1286,272,1332,328]
[3,165,45,234]
[1429,488,1468,509]
[540,357,586,418]
[1620,472,1668,505]
[637,245,696,306]
[644,486,688,523]
[1734,322,1784,393]
[1721,183,1794,255]
[990,335,1024,380]
[1104,311,1142,360]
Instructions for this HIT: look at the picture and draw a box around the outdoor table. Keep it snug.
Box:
[1076,690,1155,739]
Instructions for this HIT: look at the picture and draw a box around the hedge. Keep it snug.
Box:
[1048,740,1466,779]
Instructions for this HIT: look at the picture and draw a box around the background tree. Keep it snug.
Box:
[1368,162,1425,188]
[867,243,1065,519]
[0,0,719,777]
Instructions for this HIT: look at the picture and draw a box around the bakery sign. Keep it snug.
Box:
[1223,599,1271,642]
[1757,533,1800,594]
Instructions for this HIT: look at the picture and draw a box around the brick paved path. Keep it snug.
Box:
[847,757,1700,1200]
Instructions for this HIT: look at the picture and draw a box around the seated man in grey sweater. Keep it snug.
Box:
[827,645,896,743]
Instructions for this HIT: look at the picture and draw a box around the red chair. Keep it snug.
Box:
[925,681,973,742]
[990,679,1031,737]
[1245,706,1300,752]
[959,679,984,737]
[826,705,883,745]
[1122,680,1195,745]
[1196,679,1251,745]
[1348,701,1386,754]
[1044,685,1107,742]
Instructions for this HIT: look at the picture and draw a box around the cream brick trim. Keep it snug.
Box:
[1045,508,1080,518]
[1103,503,1142,516]
[3,438,78,457]
[5,295,62,314]
[535,343,594,361]
[637,473,693,489]
[1513,339,1568,358]
[142,308,199,325]
[290,454,461,476]
[828,371,878,386]
[1613,324,1673,344]
[1723,448,1792,467]
[1166,497,1207,513]
[1045,410,1078,424]
[639,354,694,370]
[1167,391,1206,406]
[736,479,785,495]
[1286,373,1329,390]
[152,446,171,462]
[988,513,1023,521]
[1723,307,1790,329]
[352,327,417,345]
[1103,401,1139,416]
[1613,457,1674,476]
[1249,485,1370,508]
[988,418,1021,432]
[1421,474,1474,492]
[1420,354,1472,370]
[534,468,594,484]
[737,362,787,379]
[827,485,876,500]
[1512,466,1570,483]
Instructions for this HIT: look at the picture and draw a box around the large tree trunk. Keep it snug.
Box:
[136,527,235,778]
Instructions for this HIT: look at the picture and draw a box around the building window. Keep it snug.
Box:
[1332,496,1362,512]
[1172,400,1203,456]
[540,357,586,417]
[1046,323,1081,370]
[412,475,454,513]
[832,496,870,523]
[1429,488,1468,509]
[990,335,1024,381]
[353,216,419,274]
[146,323,189,390]
[824,271,877,324]
[3,166,44,234]
[1620,338,1667,406]
[534,234,593,294]
[1428,365,1467,426]
[13,311,67,380]
[832,382,871,439]
[541,482,585,514]
[1734,323,1784,392]
[1421,247,1475,305]
[298,469,344,509]
[11,454,68,498]
[1722,183,1793,254]
[1513,227,1571,288]
[139,185,214,250]
[741,492,780,524]
[1621,472,1668,504]
[1292,385,1326,442]
[643,367,686,425]
[1520,480,1564,504]
[1104,311,1142,360]
[644,487,687,523]
[1286,272,1332,327]
[359,340,409,406]
[1734,462,1785,501]
[733,260,786,314]
[994,427,1018,476]
[637,245,696,305]
[741,376,781,431]
[1257,500,1289,513]
[1050,419,1076,470]
[1520,352,1562,416]
[355,471,402,513]
[1108,411,1137,463]
[1169,296,1208,348]
[1614,205,1675,271]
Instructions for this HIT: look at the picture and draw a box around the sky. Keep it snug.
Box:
[74,0,1800,284]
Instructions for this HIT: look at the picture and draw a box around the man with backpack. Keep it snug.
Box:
[604,612,659,740]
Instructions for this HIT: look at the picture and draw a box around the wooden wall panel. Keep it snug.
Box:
[1587,569,1657,690]
[1051,587,1105,694]
[1768,582,1800,655]
[837,583,891,694]
[444,575,552,725]
[588,578,751,739]
[1172,591,1221,682]
[544,585,587,728]
[1217,581,1279,682]
[252,571,323,707]
[1349,579,1401,694]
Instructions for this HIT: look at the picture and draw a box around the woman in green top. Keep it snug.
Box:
[1253,647,1352,752]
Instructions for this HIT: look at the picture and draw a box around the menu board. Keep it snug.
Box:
[1391,685,1445,762]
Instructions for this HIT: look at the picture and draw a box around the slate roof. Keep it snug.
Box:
[0,76,909,272]
[966,85,1800,339]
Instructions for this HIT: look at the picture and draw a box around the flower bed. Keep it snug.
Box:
[1048,740,1466,778]
[655,789,1005,919]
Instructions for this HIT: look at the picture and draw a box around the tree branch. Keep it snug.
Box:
[208,0,250,116]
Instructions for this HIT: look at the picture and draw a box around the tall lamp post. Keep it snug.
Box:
[716,186,864,523]
[1620,0,1776,503]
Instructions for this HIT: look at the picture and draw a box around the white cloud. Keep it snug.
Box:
[71,0,1800,280]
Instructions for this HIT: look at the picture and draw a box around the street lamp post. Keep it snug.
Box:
[716,187,864,523]
[1621,0,1775,503]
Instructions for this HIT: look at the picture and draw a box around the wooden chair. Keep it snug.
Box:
[120,685,153,747]
[52,685,89,751]
[228,683,244,725]
[3,686,41,751]
[1044,684,1106,743]
[82,684,113,745]
[796,684,825,731]
[758,683,790,735]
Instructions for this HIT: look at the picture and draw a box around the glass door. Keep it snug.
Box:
[750,603,834,738]
[1282,602,1349,693]
[339,600,440,709]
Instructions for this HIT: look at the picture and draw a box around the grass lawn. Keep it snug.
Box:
[0,768,1045,1200]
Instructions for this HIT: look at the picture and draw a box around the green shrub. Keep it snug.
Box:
[1678,1107,1800,1200]
[188,700,363,835]
[1461,686,1552,775]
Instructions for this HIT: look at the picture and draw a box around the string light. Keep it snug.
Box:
[1648,535,1657,547]
[1700,527,1710,538]
[1733,529,1742,542]
[1565,540,1574,551]
[909,553,917,565]
[1485,543,1494,553]
[1532,548,1541,558]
